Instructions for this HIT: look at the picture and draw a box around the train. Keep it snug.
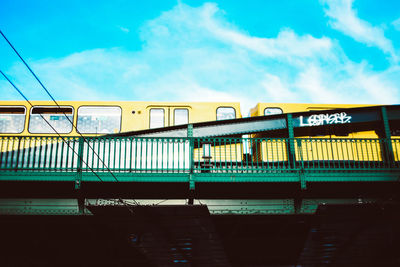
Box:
[0,101,397,172]
[0,101,376,136]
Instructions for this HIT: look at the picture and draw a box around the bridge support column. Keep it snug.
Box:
[188,124,195,205]
[380,107,395,164]
[188,174,195,205]
[286,114,296,169]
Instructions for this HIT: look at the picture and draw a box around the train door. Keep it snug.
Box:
[148,106,190,129]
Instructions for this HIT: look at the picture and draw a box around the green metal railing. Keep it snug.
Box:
[0,136,399,173]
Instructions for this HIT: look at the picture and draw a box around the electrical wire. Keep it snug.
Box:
[0,70,104,182]
[0,29,125,186]
[0,30,139,207]
[0,70,138,209]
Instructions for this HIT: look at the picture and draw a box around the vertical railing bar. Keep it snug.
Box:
[118,138,122,171]
[65,138,70,170]
[112,138,116,171]
[25,137,29,169]
[15,137,21,169]
[244,138,248,172]
[354,139,360,169]
[0,138,4,168]
[82,138,87,171]
[135,138,139,172]
[48,137,53,170]
[283,138,287,169]
[178,138,181,172]
[366,140,371,169]
[161,138,164,173]
[235,138,239,173]
[20,137,26,169]
[253,138,258,172]
[123,138,127,171]
[337,139,343,169]
[54,137,60,170]
[6,137,12,169]
[216,139,219,173]
[44,137,50,169]
[128,138,132,172]
[32,138,40,168]
[106,138,111,171]
[149,138,154,171]
[89,138,94,171]
[325,139,329,169]
[166,138,169,173]
[59,137,64,170]
[37,137,42,169]
[361,139,366,169]
[346,139,351,169]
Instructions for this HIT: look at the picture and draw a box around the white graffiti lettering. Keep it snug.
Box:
[299,112,352,127]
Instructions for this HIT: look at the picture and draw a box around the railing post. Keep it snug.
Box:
[75,137,84,190]
[286,114,296,168]
[187,124,195,204]
[15,136,22,171]
[380,107,394,166]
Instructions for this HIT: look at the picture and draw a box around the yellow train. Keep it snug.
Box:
[0,101,395,171]
[0,101,241,136]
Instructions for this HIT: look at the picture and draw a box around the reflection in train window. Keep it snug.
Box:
[174,109,188,126]
[217,107,235,120]
[77,106,121,134]
[264,108,283,116]
[150,108,164,129]
[0,106,26,133]
[29,106,73,134]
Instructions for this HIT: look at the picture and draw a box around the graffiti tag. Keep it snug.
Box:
[299,112,352,127]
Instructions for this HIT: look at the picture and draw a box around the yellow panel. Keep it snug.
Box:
[295,138,382,161]
[253,139,288,162]
[194,144,242,162]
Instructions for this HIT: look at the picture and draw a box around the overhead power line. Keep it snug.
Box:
[0,29,121,184]
[0,70,104,182]
[0,30,139,207]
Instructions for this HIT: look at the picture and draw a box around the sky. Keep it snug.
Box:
[1,0,400,114]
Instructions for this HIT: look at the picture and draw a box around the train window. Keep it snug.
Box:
[0,106,26,133]
[150,108,164,128]
[77,106,121,134]
[174,109,188,126]
[264,108,283,115]
[29,106,73,134]
[217,107,235,120]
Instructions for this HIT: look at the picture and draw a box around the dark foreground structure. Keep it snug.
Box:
[1,204,400,266]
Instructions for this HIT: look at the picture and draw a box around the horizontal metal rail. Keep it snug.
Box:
[0,136,399,174]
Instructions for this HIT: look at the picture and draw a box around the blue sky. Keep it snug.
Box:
[1,0,400,113]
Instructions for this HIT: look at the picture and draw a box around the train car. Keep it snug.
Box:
[0,101,242,171]
[0,101,241,136]
[250,103,383,164]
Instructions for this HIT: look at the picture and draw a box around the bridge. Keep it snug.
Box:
[0,105,400,266]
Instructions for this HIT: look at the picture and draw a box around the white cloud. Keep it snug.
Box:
[118,26,130,33]
[393,17,400,31]
[261,74,299,102]
[321,0,397,61]
[1,2,399,115]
